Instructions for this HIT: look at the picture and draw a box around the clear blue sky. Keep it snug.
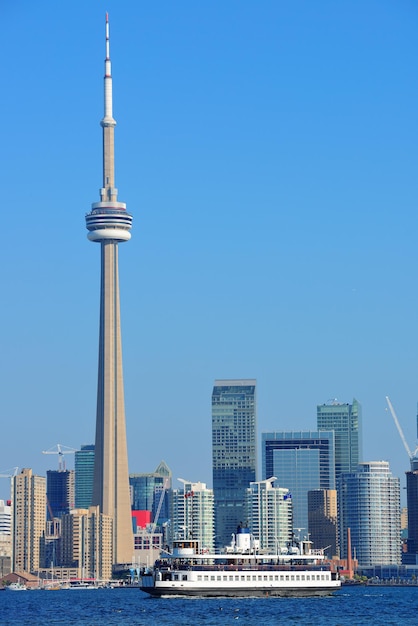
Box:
[1,1,418,502]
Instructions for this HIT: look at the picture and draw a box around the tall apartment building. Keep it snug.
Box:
[317,399,362,481]
[262,431,335,534]
[245,478,292,553]
[12,468,46,573]
[61,506,113,580]
[171,481,214,553]
[308,489,337,558]
[75,445,95,509]
[338,461,401,566]
[47,470,75,519]
[212,379,257,548]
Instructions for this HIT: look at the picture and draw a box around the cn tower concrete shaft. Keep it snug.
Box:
[86,14,133,566]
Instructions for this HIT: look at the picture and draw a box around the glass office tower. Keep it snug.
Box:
[46,470,75,519]
[402,466,418,563]
[129,461,172,526]
[338,461,401,566]
[212,379,257,549]
[262,431,335,534]
[75,445,95,509]
[317,399,362,481]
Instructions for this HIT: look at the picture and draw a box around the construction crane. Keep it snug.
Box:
[149,478,170,536]
[42,443,77,470]
[0,467,18,501]
[385,396,418,466]
[0,467,18,479]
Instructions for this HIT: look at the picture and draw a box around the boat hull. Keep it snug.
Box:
[140,584,339,597]
[140,573,341,598]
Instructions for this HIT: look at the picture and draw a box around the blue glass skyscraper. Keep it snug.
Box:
[317,399,362,482]
[262,430,335,534]
[129,461,172,526]
[46,470,75,519]
[212,380,257,549]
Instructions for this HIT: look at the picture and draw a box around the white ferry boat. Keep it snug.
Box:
[140,527,341,597]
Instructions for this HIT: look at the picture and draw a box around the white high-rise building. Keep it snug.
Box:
[171,481,214,553]
[245,478,292,553]
[338,461,401,567]
[0,499,12,576]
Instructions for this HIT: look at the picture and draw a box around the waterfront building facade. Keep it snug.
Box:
[338,461,401,566]
[46,470,75,519]
[133,528,164,568]
[212,379,257,549]
[0,499,11,577]
[245,478,292,553]
[317,399,362,481]
[307,489,337,558]
[262,430,335,534]
[171,481,214,553]
[61,506,113,580]
[75,445,95,509]
[86,16,133,565]
[12,468,46,573]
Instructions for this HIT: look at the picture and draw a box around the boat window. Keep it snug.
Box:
[197,576,202,581]
[217,576,221,581]
[252,575,256,581]
[269,575,273,581]
[235,575,239,581]
[182,575,187,581]
[223,576,227,581]
[173,575,178,581]
[246,576,251,581]
[285,575,289,581]
[301,575,305,581]
[291,575,294,581]
[229,576,233,581]
[204,576,209,581]
[210,576,215,581]
[296,575,300,581]
[263,576,267,581]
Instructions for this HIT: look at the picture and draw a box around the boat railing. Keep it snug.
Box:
[156,562,329,573]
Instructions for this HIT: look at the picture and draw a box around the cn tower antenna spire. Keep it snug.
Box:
[101,12,117,202]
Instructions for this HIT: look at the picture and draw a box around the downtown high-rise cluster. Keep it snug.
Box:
[1,16,418,588]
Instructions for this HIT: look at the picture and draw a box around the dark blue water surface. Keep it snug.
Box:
[1,586,418,625]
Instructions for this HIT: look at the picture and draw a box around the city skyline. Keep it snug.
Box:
[1,2,418,497]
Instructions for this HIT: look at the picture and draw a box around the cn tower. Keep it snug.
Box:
[86,14,133,566]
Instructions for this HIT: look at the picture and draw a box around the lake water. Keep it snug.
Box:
[1,586,418,625]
